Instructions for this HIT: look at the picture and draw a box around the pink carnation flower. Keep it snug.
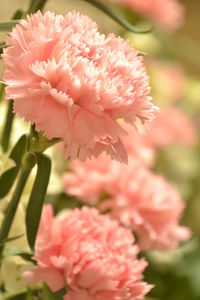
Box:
[63,125,155,205]
[64,160,190,251]
[111,0,184,30]
[63,154,115,205]
[101,166,190,251]
[24,205,152,300]
[2,11,156,163]
[145,108,197,148]
[121,124,155,166]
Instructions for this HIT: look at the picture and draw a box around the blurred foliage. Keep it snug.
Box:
[144,238,200,300]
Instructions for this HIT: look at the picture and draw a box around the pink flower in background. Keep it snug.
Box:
[25,205,152,300]
[157,64,185,101]
[101,166,190,251]
[145,108,197,148]
[111,0,184,30]
[63,154,114,205]
[121,124,155,166]
[63,124,155,205]
[2,11,156,163]
[64,158,190,251]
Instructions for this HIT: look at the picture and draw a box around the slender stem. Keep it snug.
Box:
[82,0,152,33]
[1,100,14,152]
[0,20,19,32]
[0,152,36,256]
[27,0,48,14]
[0,84,5,103]
[0,42,5,56]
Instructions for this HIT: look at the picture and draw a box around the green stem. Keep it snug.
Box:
[0,84,5,103]
[1,100,14,152]
[82,0,152,33]
[0,20,19,31]
[0,152,36,256]
[0,42,5,56]
[27,0,48,14]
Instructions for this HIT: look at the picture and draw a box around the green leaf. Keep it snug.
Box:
[0,41,6,56]
[1,100,14,152]
[3,247,35,263]
[26,153,51,251]
[0,135,28,198]
[42,283,65,300]
[82,0,152,33]
[0,20,19,31]
[0,233,24,247]
[26,289,34,300]
[12,9,24,20]
[29,125,61,153]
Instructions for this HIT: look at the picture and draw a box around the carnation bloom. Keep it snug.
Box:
[63,154,115,205]
[145,108,197,148]
[101,166,190,251]
[24,205,152,300]
[2,11,156,163]
[111,0,184,30]
[63,124,155,205]
[121,124,155,166]
[64,160,190,251]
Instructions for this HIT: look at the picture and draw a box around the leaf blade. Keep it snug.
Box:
[0,234,24,247]
[0,135,28,198]
[26,153,51,251]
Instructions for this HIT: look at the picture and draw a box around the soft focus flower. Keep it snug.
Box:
[63,123,155,205]
[111,0,184,31]
[100,166,190,251]
[1,256,32,293]
[145,108,197,148]
[147,59,185,104]
[63,154,114,205]
[64,159,190,251]
[2,11,156,163]
[121,124,155,166]
[25,205,151,300]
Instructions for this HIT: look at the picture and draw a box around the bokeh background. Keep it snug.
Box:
[0,1,200,300]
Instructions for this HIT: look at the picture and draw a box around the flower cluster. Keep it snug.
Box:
[25,205,152,300]
[2,11,156,163]
[64,149,190,250]
[99,165,190,251]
